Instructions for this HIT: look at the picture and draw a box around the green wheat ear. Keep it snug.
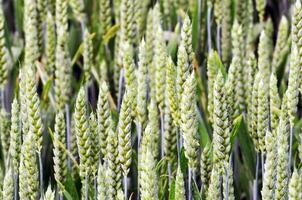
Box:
[19,131,39,200]
[0,2,8,88]
[45,11,56,74]
[9,98,21,173]
[256,0,266,22]
[25,65,43,151]
[180,72,199,170]
[230,20,245,117]
[97,162,106,200]
[207,166,220,200]
[272,16,289,71]
[262,130,277,200]
[44,185,55,200]
[74,87,93,197]
[140,139,158,200]
[83,28,93,84]
[275,95,290,200]
[287,47,300,126]
[53,111,67,193]
[200,143,212,195]
[99,0,112,36]
[0,108,10,160]
[257,78,269,153]
[154,23,167,112]
[69,0,85,22]
[105,128,120,199]
[2,167,13,199]
[269,72,281,134]
[175,165,186,200]
[55,0,71,110]
[89,112,99,177]
[118,90,132,177]
[137,39,148,128]
[288,168,302,200]
[97,80,112,158]
[212,71,230,173]
[23,0,39,66]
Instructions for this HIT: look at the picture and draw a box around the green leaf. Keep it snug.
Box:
[193,178,202,200]
[208,50,227,79]
[168,179,176,200]
[237,120,256,176]
[230,115,243,146]
[71,32,96,66]
[192,0,201,51]
[198,118,210,148]
[103,25,120,44]
[64,171,80,200]
[180,147,188,176]
[41,78,53,102]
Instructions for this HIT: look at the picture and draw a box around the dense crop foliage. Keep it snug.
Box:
[0,0,301,199]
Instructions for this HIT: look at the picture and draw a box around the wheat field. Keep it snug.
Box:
[0,0,300,199]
